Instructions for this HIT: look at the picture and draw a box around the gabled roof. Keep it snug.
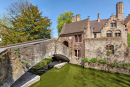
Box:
[60,19,88,36]
[124,14,130,25]
[90,19,108,32]
[60,19,108,36]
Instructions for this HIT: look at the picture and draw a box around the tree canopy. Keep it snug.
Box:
[57,11,74,37]
[0,0,52,46]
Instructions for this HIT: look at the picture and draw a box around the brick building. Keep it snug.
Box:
[59,2,128,62]
[124,14,130,34]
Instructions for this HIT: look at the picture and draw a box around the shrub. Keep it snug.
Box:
[128,34,130,46]
[106,50,112,54]
[14,48,19,51]
[111,62,123,67]
[88,58,98,63]
[124,63,130,67]
[98,59,108,64]
[83,58,89,63]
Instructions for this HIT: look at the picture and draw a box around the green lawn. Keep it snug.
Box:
[31,64,130,87]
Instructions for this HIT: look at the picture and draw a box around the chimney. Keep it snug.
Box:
[76,14,81,21]
[98,13,100,22]
[72,16,75,22]
[116,2,124,21]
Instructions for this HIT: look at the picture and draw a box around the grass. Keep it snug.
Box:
[30,63,130,87]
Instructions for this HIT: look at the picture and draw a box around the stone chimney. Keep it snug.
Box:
[98,13,100,22]
[76,14,81,21]
[72,16,75,22]
[116,2,124,21]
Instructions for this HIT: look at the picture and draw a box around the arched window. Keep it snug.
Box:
[115,30,121,37]
[106,45,114,54]
[106,30,112,37]
[62,41,69,47]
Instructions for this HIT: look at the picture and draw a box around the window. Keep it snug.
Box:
[115,30,121,37]
[106,45,114,54]
[79,35,82,42]
[75,34,82,42]
[111,23,116,27]
[75,35,78,42]
[107,33,112,37]
[94,33,96,38]
[106,30,112,37]
[74,49,80,57]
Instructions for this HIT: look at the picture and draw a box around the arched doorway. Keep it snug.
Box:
[62,41,69,47]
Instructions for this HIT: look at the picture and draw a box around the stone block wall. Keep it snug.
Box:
[85,38,128,63]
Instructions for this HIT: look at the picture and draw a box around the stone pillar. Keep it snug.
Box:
[98,13,100,22]
[72,16,75,22]
[116,2,124,21]
[76,14,81,21]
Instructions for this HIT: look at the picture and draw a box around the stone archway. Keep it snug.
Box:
[62,41,69,47]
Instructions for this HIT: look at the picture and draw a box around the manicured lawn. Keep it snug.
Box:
[31,64,130,87]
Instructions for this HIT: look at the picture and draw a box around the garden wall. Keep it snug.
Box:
[85,38,129,63]
[84,62,130,75]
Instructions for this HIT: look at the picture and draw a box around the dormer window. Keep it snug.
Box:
[111,23,116,27]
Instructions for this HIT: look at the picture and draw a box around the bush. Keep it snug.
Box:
[83,58,89,63]
[88,58,98,64]
[98,59,108,64]
[128,34,130,46]
[124,63,130,67]
[106,50,112,54]
[14,48,19,51]
[111,62,123,67]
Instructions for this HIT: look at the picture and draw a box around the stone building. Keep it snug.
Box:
[59,2,128,63]
[124,14,130,34]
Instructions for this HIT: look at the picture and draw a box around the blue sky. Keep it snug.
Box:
[0,0,130,38]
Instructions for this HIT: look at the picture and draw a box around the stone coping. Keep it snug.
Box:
[11,72,40,87]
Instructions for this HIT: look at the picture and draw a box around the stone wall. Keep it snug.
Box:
[85,37,128,63]
[0,39,70,87]
[0,50,12,86]
[84,62,130,75]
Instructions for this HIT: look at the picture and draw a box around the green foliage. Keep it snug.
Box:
[57,11,74,37]
[0,1,52,46]
[124,63,130,67]
[111,62,123,67]
[128,34,130,46]
[98,59,108,64]
[29,58,52,75]
[83,58,89,63]
[106,50,112,54]
[14,48,19,51]
[14,51,20,56]
[20,59,29,66]
[0,56,3,62]
[31,64,130,87]
[88,58,98,64]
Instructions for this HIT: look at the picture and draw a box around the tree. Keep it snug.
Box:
[57,11,74,38]
[1,0,52,46]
